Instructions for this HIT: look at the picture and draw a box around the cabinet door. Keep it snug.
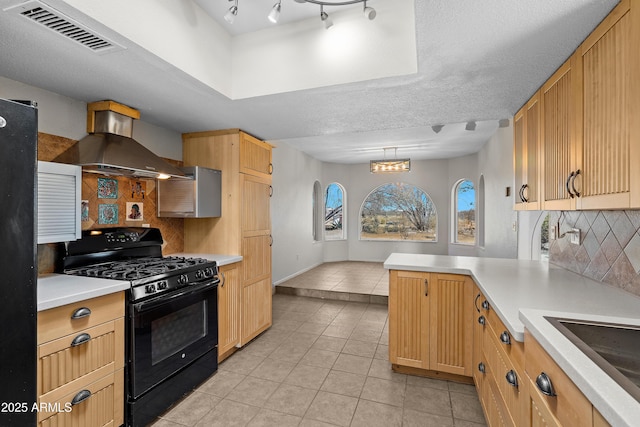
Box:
[240,277,272,345]
[218,264,240,361]
[578,0,635,209]
[242,173,271,236]
[388,270,430,369]
[429,274,473,376]
[239,132,273,179]
[514,94,540,211]
[541,53,581,211]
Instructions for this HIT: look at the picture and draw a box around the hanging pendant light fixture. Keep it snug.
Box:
[222,0,376,30]
[370,147,411,173]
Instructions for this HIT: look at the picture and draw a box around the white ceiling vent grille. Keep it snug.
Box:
[4,1,122,54]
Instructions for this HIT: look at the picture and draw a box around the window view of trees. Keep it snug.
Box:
[360,183,437,241]
[325,183,345,240]
[455,180,475,244]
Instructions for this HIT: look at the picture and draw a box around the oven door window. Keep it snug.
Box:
[131,284,218,398]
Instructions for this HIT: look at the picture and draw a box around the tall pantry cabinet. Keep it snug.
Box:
[182,129,274,355]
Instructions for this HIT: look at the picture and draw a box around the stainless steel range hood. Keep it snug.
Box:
[54,104,186,179]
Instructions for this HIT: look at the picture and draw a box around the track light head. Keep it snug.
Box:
[465,121,476,131]
[320,6,333,29]
[363,1,376,20]
[268,2,281,23]
[224,4,238,24]
[431,124,444,134]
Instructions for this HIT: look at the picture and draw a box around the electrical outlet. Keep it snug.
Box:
[569,228,581,245]
[550,225,556,240]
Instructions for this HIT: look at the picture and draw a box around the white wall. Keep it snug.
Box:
[270,142,325,284]
[0,76,183,160]
[476,122,518,258]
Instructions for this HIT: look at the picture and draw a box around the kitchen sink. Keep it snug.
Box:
[546,317,640,403]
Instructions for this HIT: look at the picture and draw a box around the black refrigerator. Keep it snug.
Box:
[0,98,38,426]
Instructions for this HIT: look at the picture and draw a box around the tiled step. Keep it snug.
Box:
[275,284,388,305]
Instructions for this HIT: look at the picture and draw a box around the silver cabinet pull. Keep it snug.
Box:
[71,333,91,347]
[505,370,518,388]
[71,389,92,406]
[478,362,486,374]
[482,300,490,310]
[219,271,226,288]
[500,331,511,345]
[536,372,557,397]
[478,315,486,326]
[571,169,581,197]
[71,307,91,319]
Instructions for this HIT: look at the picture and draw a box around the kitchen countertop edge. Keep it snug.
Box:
[168,253,243,266]
[37,274,130,311]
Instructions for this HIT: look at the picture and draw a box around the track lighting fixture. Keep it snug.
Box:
[431,124,444,134]
[224,0,238,24]
[222,0,376,29]
[465,121,476,131]
[268,1,281,24]
[498,118,510,128]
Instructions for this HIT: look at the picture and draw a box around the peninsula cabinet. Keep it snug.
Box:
[388,270,474,380]
[513,92,540,211]
[37,292,125,427]
[524,330,612,427]
[182,129,274,354]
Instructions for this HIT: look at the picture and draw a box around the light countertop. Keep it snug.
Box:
[168,253,243,266]
[37,274,130,311]
[384,253,640,427]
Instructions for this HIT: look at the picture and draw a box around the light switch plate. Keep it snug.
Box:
[550,225,556,240]
[570,228,581,245]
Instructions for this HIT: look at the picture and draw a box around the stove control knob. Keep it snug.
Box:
[178,274,188,285]
[157,281,168,290]
[195,270,203,279]
[145,284,156,294]
[204,268,214,277]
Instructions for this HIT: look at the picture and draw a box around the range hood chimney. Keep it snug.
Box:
[54,101,186,179]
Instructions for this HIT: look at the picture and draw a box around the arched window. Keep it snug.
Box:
[360,183,437,241]
[325,183,345,240]
[478,175,485,248]
[453,179,476,245]
[312,181,322,241]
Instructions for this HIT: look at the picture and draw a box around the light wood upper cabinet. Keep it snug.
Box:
[540,53,582,211]
[389,270,473,376]
[240,132,273,179]
[577,0,638,209]
[516,0,640,211]
[514,93,540,210]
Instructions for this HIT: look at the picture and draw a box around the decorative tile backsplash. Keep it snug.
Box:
[549,210,640,297]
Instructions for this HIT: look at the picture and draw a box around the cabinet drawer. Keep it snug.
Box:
[38,368,124,426]
[485,307,524,370]
[483,322,526,426]
[38,292,125,344]
[525,330,592,427]
[38,318,124,396]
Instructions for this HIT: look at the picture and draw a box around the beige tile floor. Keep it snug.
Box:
[150,262,487,427]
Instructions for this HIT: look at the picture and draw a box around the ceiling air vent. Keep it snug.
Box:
[5,0,122,54]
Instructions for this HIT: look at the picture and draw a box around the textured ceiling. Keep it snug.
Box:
[0,0,619,163]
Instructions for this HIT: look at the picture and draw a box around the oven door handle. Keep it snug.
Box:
[134,279,219,313]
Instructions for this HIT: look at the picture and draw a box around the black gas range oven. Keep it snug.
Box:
[60,227,219,427]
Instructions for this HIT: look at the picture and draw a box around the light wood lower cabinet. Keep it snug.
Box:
[218,263,240,362]
[389,270,473,379]
[37,292,125,427]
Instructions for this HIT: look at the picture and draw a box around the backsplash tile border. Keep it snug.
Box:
[549,210,640,297]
